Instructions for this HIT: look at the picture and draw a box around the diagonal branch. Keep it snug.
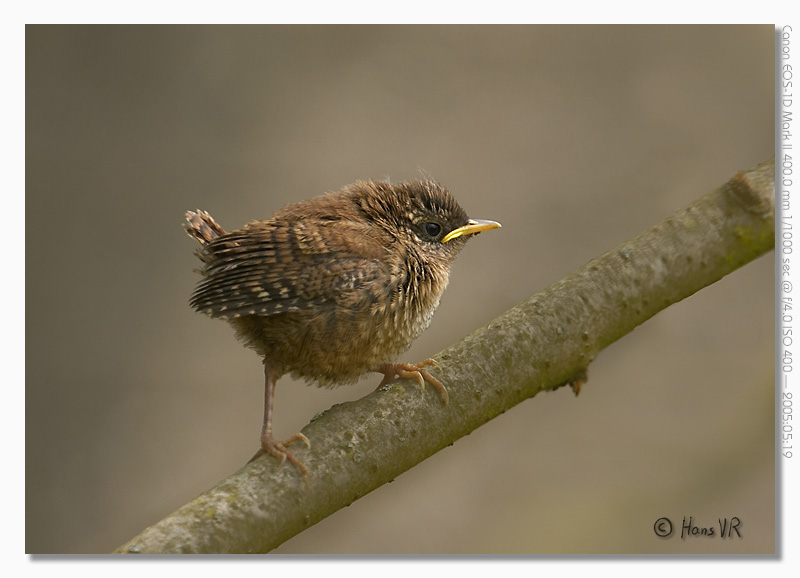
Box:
[115,157,775,554]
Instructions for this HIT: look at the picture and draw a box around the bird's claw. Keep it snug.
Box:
[376,359,449,405]
[249,432,311,479]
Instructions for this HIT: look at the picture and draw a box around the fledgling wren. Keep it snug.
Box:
[184,179,500,477]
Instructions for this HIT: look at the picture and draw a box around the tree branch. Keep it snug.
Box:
[115,157,775,554]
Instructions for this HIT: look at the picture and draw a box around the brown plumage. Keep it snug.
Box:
[185,179,500,476]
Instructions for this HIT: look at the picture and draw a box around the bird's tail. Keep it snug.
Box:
[183,210,226,246]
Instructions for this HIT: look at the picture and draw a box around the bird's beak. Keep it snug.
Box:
[442,219,502,243]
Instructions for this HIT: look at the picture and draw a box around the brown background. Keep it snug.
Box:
[26,25,774,554]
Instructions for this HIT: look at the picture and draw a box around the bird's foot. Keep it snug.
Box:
[567,368,589,397]
[248,432,311,478]
[376,359,448,405]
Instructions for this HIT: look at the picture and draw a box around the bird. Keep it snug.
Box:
[184,179,500,477]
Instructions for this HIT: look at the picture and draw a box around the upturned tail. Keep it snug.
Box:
[184,210,226,246]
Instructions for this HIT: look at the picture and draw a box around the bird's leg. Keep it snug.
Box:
[375,359,448,405]
[247,360,311,478]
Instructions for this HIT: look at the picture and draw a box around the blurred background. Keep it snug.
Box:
[26,25,774,554]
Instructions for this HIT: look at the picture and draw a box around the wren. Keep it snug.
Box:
[184,179,500,476]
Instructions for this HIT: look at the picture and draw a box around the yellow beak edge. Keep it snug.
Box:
[441,219,502,243]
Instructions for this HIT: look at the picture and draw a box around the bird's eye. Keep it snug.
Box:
[424,222,442,237]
